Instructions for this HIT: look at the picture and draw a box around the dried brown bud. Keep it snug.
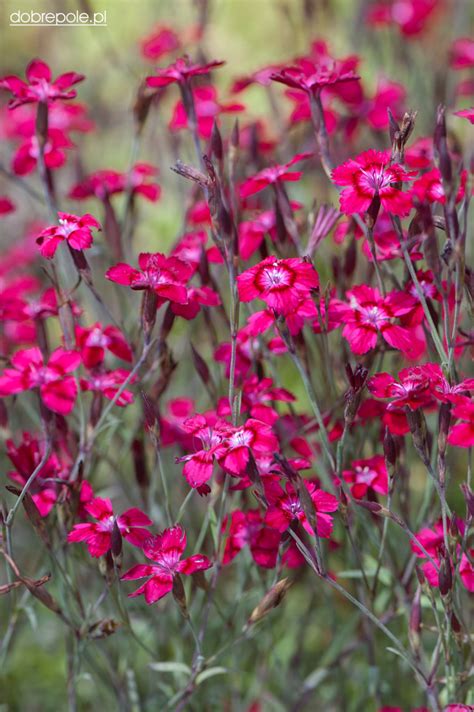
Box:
[438,552,453,596]
[246,578,292,627]
[434,105,452,185]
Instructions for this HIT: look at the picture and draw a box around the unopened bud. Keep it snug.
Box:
[172,574,188,617]
[246,578,292,627]
[111,520,123,560]
[438,552,453,597]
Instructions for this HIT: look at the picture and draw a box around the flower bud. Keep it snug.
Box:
[438,552,453,597]
[246,578,292,628]
[409,586,422,654]
[172,574,188,617]
[111,519,123,560]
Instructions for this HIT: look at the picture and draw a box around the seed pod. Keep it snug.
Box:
[111,520,123,560]
[172,574,188,617]
[438,552,453,596]
[246,578,292,627]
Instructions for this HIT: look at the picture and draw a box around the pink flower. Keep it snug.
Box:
[140,26,180,61]
[239,152,312,198]
[121,525,212,604]
[36,212,101,259]
[368,366,435,410]
[68,497,152,557]
[459,551,474,593]
[69,165,160,202]
[265,479,338,537]
[146,57,225,89]
[217,418,279,476]
[332,150,415,216]
[237,256,319,315]
[217,375,295,425]
[80,369,135,407]
[105,253,193,305]
[450,38,474,69]
[222,509,280,568]
[338,285,418,355]
[177,415,228,490]
[448,397,474,448]
[0,346,81,414]
[454,107,474,124]
[412,168,466,204]
[270,58,360,96]
[0,58,84,109]
[75,323,132,368]
[0,196,15,215]
[366,0,439,36]
[12,129,73,176]
[169,85,244,139]
[343,455,388,499]
[6,432,67,517]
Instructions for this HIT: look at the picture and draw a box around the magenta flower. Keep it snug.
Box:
[450,38,474,69]
[36,212,101,259]
[239,152,312,198]
[106,253,193,305]
[7,432,67,517]
[454,108,474,125]
[140,25,180,61]
[146,56,225,89]
[0,58,84,109]
[121,525,212,604]
[169,85,244,139]
[271,58,360,96]
[217,418,279,476]
[0,196,15,215]
[264,479,338,537]
[338,285,418,355]
[412,168,466,205]
[448,397,474,448]
[366,0,439,37]
[68,497,152,558]
[342,455,388,499]
[177,415,228,490]
[69,165,160,202]
[237,256,319,315]
[0,347,81,414]
[75,323,132,368]
[80,369,136,407]
[217,374,295,425]
[332,150,415,216]
[368,367,435,410]
[12,129,73,176]
[222,509,280,569]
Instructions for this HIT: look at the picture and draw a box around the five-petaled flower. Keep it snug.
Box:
[337,285,418,355]
[146,56,225,89]
[342,455,388,499]
[264,479,338,537]
[68,497,152,557]
[36,212,101,259]
[0,58,84,109]
[237,256,319,315]
[332,150,415,217]
[0,347,81,414]
[106,253,193,306]
[239,153,312,198]
[121,525,212,604]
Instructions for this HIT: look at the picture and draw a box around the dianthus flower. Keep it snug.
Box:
[0,58,84,109]
[264,479,338,537]
[0,347,81,414]
[105,253,193,306]
[12,129,73,176]
[454,108,474,124]
[337,285,418,355]
[332,150,415,216]
[222,509,280,568]
[450,38,474,69]
[146,56,225,89]
[448,397,474,448]
[237,256,319,315]
[121,525,212,604]
[366,0,439,36]
[36,212,101,259]
[271,58,360,96]
[342,455,388,499]
[140,25,180,61]
[239,152,312,198]
[169,85,244,139]
[68,497,152,557]
[80,369,135,407]
[75,323,132,368]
